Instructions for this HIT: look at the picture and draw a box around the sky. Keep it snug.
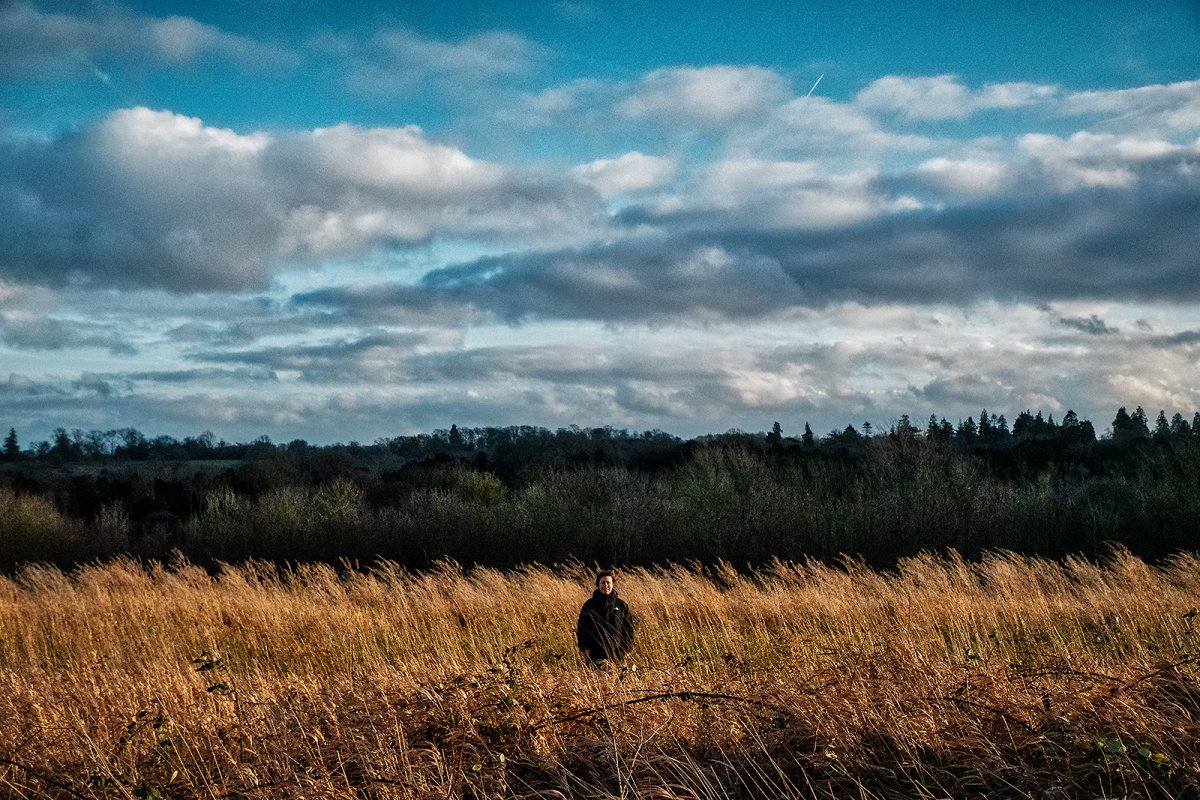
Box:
[1,0,1199,445]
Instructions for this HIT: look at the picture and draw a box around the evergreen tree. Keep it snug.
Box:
[1062,409,1079,443]
[801,422,815,448]
[1032,411,1048,438]
[1012,410,1035,440]
[978,409,994,443]
[1171,413,1193,438]
[766,421,783,445]
[1154,410,1171,440]
[1132,406,1151,438]
[2,427,17,461]
[956,416,978,444]
[1112,406,1133,442]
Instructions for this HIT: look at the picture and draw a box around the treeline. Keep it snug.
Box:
[0,423,683,469]
[1,407,1198,571]
[4,406,1199,467]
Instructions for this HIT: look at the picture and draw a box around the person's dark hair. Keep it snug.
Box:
[595,570,614,586]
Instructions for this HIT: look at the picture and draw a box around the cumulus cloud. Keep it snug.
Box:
[0,1,296,77]
[3,61,1200,441]
[0,107,603,292]
[571,152,678,196]
[1018,131,1197,190]
[665,160,902,230]
[755,172,1200,305]
[287,136,1200,329]
[618,65,791,124]
[727,95,934,162]
[916,157,1013,197]
[856,74,1058,120]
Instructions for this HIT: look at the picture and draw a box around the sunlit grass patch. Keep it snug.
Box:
[0,549,1198,797]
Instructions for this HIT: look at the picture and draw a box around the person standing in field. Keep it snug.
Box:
[577,570,634,665]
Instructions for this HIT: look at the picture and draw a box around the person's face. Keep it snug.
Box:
[597,575,614,595]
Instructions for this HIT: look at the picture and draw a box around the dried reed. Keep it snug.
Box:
[1,548,1198,798]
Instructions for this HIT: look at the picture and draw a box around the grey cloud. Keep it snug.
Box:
[1058,314,1119,335]
[660,169,1200,307]
[0,112,281,291]
[125,367,279,385]
[299,161,1200,328]
[166,321,258,346]
[190,331,428,383]
[451,173,1200,321]
[1150,329,1200,347]
[2,372,51,396]
[401,342,729,387]
[1,314,137,354]
[911,375,1025,412]
[73,372,113,397]
[298,239,802,324]
[0,108,603,293]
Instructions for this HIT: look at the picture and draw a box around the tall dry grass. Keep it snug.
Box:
[1,549,1198,798]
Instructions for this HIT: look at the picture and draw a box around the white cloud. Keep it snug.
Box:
[0,108,603,291]
[618,65,790,124]
[1065,79,1200,132]
[703,158,821,194]
[1016,131,1190,189]
[856,74,1058,120]
[917,157,1013,196]
[0,1,296,77]
[571,152,678,196]
[298,123,505,195]
[729,95,933,161]
[857,75,971,120]
[346,27,547,98]
[97,106,272,161]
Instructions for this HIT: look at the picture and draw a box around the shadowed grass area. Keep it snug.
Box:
[1,548,1199,797]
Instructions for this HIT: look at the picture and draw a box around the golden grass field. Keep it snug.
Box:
[1,548,1198,798]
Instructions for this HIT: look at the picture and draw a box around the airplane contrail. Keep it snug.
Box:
[806,73,824,97]
[72,52,114,87]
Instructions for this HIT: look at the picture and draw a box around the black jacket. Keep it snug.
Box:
[576,590,634,660]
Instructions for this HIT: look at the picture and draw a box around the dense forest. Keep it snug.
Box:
[1,405,1198,570]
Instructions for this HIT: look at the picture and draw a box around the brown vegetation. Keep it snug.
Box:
[1,549,1199,798]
